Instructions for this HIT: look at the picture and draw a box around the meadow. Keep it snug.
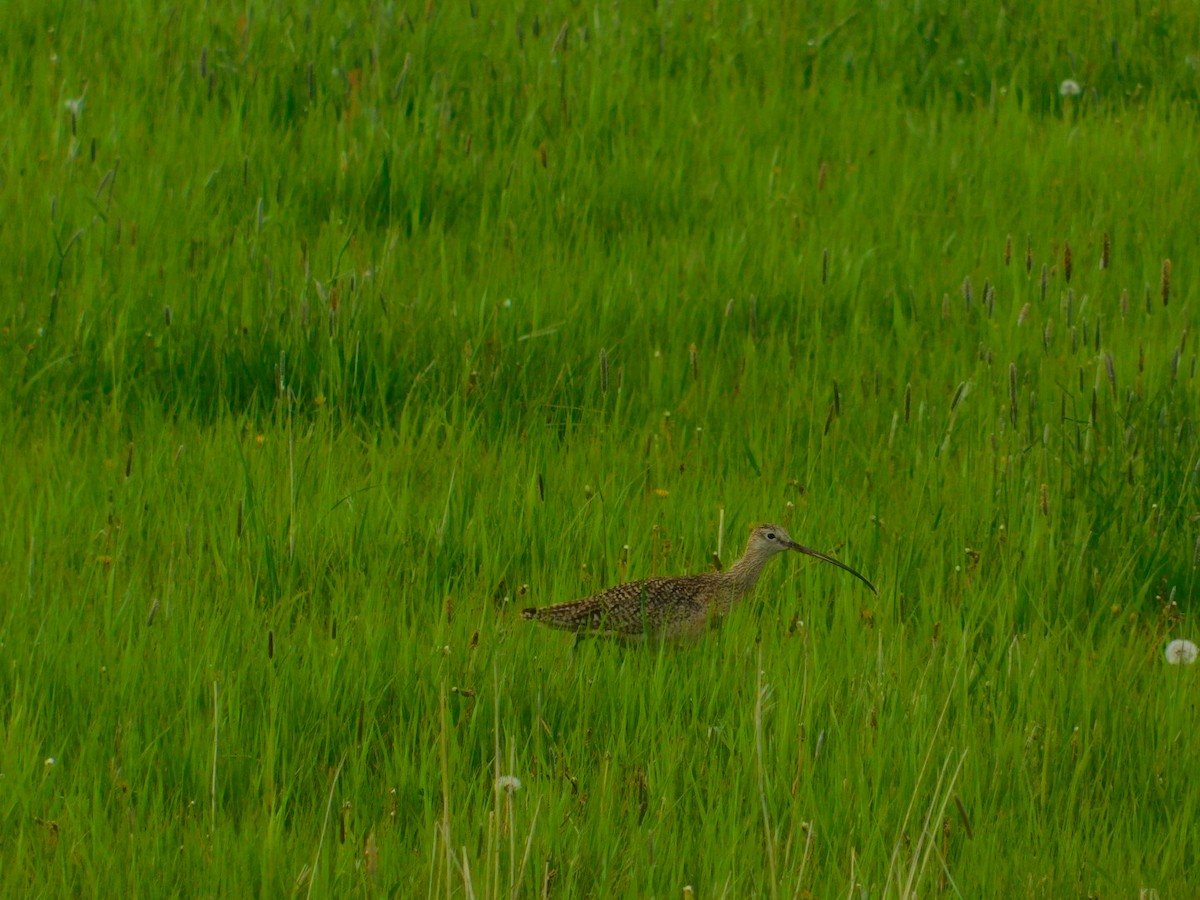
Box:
[2,1,1200,895]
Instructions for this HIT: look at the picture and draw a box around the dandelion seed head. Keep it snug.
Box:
[1059,79,1082,97]
[496,775,522,792]
[1165,639,1198,665]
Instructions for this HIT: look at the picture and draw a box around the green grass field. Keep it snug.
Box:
[3,1,1200,895]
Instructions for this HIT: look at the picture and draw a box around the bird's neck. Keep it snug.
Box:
[722,550,773,596]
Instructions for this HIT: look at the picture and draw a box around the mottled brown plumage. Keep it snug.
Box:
[522,524,875,641]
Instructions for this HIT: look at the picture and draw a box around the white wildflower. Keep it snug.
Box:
[496,775,521,792]
[1059,79,1081,97]
[1165,639,1198,665]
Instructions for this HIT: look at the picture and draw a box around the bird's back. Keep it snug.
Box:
[522,573,725,640]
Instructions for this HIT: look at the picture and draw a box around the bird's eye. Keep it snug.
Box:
[767,532,776,540]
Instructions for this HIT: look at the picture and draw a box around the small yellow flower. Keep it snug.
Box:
[653,488,669,498]
[96,555,114,566]
[255,434,265,446]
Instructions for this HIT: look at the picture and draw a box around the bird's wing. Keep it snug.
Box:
[526,576,710,637]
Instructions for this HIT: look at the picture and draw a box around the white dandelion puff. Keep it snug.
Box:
[1059,79,1082,97]
[1165,639,1198,665]
[496,775,522,792]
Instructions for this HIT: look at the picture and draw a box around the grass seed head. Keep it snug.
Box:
[1162,259,1171,306]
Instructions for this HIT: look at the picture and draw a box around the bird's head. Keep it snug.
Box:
[748,523,876,593]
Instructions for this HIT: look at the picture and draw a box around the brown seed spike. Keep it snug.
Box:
[1063,241,1073,284]
[522,524,875,641]
[1101,232,1111,270]
[1004,234,1012,267]
[1025,235,1034,274]
[1162,259,1171,306]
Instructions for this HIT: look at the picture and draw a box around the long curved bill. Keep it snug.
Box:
[785,540,877,594]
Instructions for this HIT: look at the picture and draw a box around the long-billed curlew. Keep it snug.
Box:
[522,523,876,641]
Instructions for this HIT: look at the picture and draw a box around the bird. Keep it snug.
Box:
[521,523,876,642]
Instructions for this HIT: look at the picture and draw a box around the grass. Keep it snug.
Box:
[2,0,1200,895]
